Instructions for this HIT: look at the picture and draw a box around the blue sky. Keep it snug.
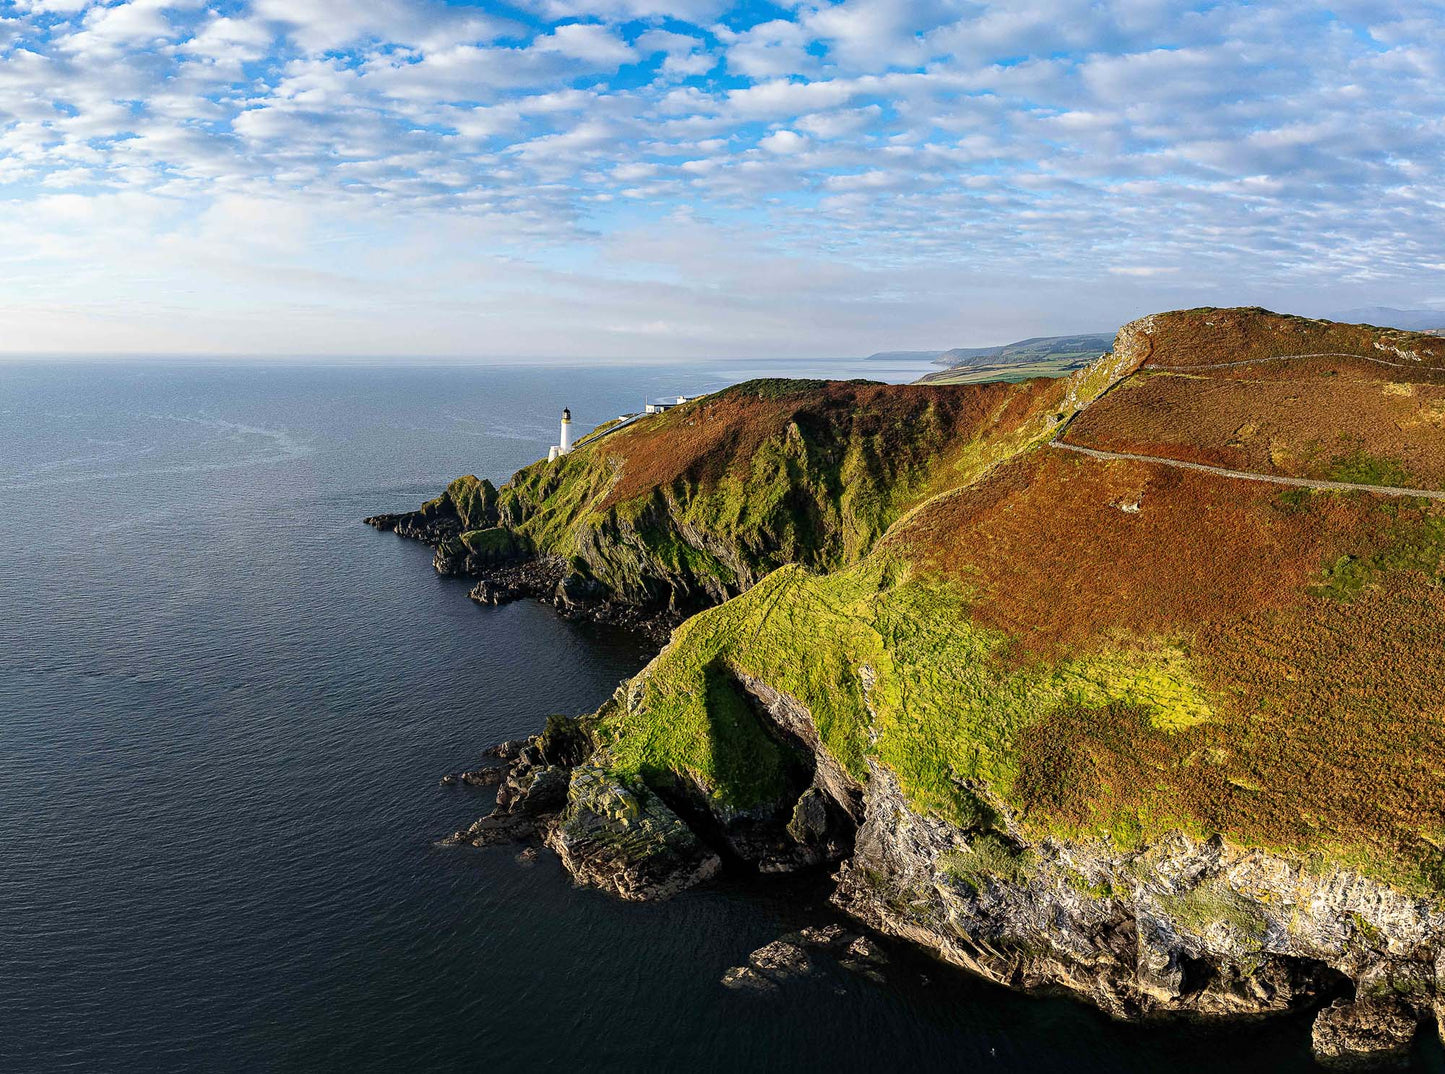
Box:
[1,0,1442,356]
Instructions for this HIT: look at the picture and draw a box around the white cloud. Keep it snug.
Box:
[717,18,815,79]
[758,129,807,153]
[0,0,1441,356]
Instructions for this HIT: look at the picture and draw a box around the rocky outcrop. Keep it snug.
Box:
[442,716,722,900]
[544,766,722,901]
[398,317,1445,1068]
[720,924,887,991]
[365,475,500,544]
[441,662,1444,1066]
[1312,996,1421,1069]
[830,763,1442,1064]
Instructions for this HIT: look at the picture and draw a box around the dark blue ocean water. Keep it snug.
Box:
[0,358,1401,1072]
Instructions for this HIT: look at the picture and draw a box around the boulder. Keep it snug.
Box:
[555,573,606,611]
[787,787,830,845]
[1311,996,1420,1069]
[470,578,521,606]
[484,739,530,761]
[799,924,853,950]
[844,936,887,965]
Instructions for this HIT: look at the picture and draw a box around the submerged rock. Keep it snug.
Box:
[721,965,778,992]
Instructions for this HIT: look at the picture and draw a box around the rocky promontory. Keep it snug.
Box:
[381,309,1445,1068]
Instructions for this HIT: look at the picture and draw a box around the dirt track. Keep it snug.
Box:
[1049,441,1445,502]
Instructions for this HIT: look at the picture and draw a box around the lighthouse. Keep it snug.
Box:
[559,407,573,455]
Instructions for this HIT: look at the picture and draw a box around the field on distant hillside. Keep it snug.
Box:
[932,332,1114,369]
[917,356,1088,385]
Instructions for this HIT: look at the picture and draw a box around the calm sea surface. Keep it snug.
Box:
[0,358,1411,1072]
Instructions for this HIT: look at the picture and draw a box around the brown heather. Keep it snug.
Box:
[1065,360,1445,490]
[885,448,1383,654]
[1127,306,1445,369]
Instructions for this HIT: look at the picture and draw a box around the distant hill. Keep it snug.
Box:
[935,332,1115,368]
[865,333,1115,369]
[911,332,1115,385]
[1334,306,1445,331]
[863,350,948,362]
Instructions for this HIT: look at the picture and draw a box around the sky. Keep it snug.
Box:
[1,0,1443,358]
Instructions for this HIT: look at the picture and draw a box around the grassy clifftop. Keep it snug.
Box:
[578,309,1445,893]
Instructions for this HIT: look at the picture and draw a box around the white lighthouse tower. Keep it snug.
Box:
[559,407,573,455]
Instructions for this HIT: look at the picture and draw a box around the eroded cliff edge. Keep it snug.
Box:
[374,308,1445,1068]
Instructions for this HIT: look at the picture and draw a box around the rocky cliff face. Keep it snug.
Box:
[836,762,1439,1060]
[454,672,1443,1068]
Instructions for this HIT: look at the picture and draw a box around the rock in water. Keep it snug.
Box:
[798,924,853,950]
[544,766,721,901]
[459,768,503,787]
[484,739,530,761]
[843,936,887,965]
[748,940,813,981]
[1311,997,1421,1069]
[721,966,778,992]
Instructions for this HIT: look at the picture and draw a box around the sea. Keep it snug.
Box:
[0,356,1386,1071]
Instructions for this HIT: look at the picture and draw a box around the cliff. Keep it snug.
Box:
[379,308,1445,1067]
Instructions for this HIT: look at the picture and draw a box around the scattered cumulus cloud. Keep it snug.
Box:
[0,0,1442,356]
